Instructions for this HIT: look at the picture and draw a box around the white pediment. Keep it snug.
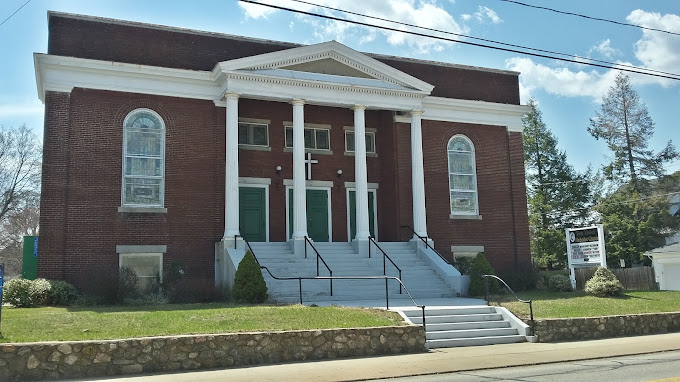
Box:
[215,41,434,94]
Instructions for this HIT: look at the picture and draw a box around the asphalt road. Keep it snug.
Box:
[370,350,680,382]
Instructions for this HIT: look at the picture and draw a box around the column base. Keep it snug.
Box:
[221,236,246,250]
[292,237,309,259]
[410,236,434,252]
[352,238,370,257]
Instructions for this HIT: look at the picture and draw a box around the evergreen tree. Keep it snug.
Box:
[588,74,679,266]
[588,73,678,193]
[523,99,592,268]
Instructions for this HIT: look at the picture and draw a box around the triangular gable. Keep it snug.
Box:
[216,41,434,93]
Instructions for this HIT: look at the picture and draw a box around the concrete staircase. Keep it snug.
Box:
[248,241,455,303]
[399,306,527,348]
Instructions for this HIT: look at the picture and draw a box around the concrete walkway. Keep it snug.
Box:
[79,332,680,382]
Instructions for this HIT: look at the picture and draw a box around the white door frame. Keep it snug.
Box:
[346,185,378,242]
[284,179,333,242]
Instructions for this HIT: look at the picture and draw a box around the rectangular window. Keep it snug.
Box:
[285,126,331,150]
[119,253,162,292]
[238,122,269,146]
[345,131,376,154]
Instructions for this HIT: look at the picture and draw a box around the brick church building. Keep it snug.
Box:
[35,12,530,296]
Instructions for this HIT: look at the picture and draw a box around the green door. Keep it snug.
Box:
[288,189,329,242]
[240,187,266,242]
[349,190,376,240]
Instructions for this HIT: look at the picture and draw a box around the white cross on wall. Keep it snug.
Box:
[304,152,318,180]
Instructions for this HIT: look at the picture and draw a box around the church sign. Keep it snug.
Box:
[566,225,607,288]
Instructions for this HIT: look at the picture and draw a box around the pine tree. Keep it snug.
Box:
[523,99,592,268]
[588,73,678,193]
[588,73,679,266]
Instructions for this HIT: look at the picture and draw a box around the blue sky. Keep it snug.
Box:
[1,0,679,175]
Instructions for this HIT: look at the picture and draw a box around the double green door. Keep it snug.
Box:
[349,190,376,240]
[239,187,266,242]
[288,189,329,242]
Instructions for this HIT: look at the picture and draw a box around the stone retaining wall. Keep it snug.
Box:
[0,326,426,381]
[533,312,680,342]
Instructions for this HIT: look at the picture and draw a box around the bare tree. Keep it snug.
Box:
[0,125,42,223]
[0,125,41,276]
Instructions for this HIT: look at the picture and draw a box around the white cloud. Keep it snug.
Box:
[506,57,620,102]
[238,0,279,19]
[627,9,680,87]
[240,0,467,54]
[474,6,502,24]
[588,39,620,59]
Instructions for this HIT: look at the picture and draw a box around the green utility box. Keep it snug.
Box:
[22,236,39,280]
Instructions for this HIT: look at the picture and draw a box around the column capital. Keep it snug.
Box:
[352,105,366,111]
[224,92,240,100]
[410,109,423,116]
[291,98,305,106]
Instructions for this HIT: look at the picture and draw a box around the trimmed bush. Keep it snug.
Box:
[29,278,52,306]
[117,266,140,301]
[547,274,573,292]
[232,251,268,303]
[48,280,79,305]
[3,278,34,307]
[453,256,473,275]
[584,267,624,297]
[467,253,499,297]
[500,268,539,292]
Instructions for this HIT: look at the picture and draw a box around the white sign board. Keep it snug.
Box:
[566,225,607,289]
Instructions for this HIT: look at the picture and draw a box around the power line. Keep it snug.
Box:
[0,0,31,28]
[545,191,680,216]
[498,0,680,37]
[239,0,680,81]
[288,0,680,80]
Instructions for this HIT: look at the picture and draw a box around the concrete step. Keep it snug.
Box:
[427,335,526,348]
[406,313,504,324]
[426,327,519,340]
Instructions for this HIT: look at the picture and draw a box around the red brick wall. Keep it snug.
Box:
[395,120,531,273]
[47,14,519,105]
[38,91,407,287]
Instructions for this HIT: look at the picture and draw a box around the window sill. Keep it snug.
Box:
[118,206,168,214]
[239,144,271,152]
[283,148,333,155]
[344,151,378,158]
[450,214,482,220]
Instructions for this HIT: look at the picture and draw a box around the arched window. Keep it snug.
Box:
[122,109,165,207]
[447,135,478,215]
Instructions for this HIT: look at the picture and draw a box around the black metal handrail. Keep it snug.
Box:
[368,236,402,295]
[400,225,452,265]
[234,233,426,331]
[482,274,534,335]
[304,236,333,296]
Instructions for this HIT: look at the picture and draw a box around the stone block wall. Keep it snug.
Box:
[533,312,680,342]
[0,325,425,381]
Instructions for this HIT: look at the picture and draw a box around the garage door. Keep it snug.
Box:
[663,264,680,290]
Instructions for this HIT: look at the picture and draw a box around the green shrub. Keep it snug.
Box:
[117,267,140,301]
[584,267,624,297]
[500,268,539,292]
[48,280,78,305]
[29,278,52,306]
[3,278,34,307]
[547,274,573,292]
[453,257,473,275]
[232,251,268,303]
[165,278,228,304]
[467,253,499,297]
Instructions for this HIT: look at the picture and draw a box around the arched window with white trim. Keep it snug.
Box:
[122,109,165,207]
[447,135,478,215]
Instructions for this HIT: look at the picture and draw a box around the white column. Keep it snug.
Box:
[291,99,308,239]
[353,105,371,241]
[224,93,240,239]
[411,110,428,238]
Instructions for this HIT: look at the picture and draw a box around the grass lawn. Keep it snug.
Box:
[0,303,404,343]
[490,290,680,319]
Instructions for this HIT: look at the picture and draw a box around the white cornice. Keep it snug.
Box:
[215,41,434,93]
[34,53,218,103]
[394,97,530,132]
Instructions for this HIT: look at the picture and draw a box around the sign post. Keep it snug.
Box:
[566,225,607,289]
